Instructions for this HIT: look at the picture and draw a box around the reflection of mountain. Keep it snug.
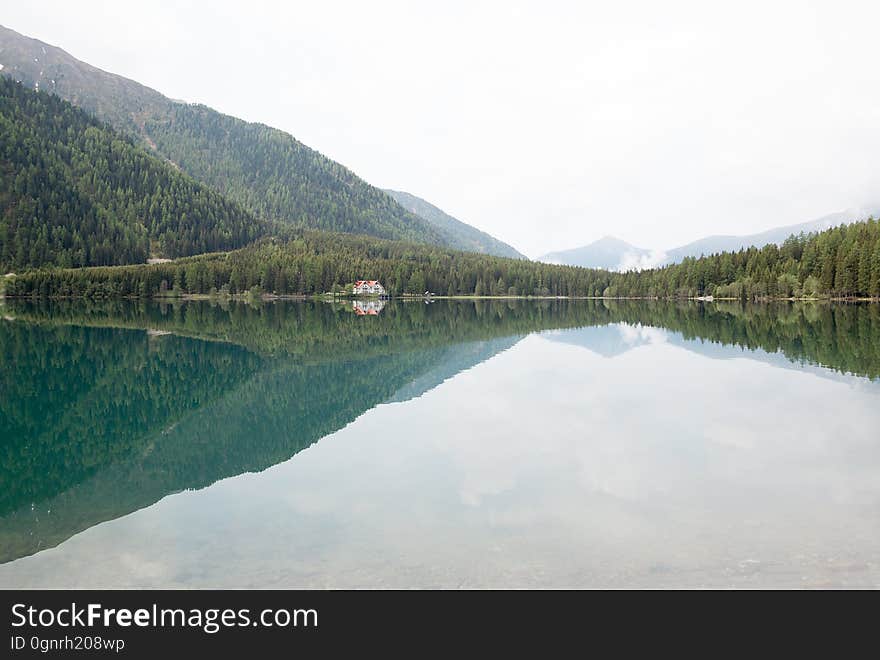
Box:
[539,300,880,381]
[541,325,651,358]
[628,301,880,381]
[0,300,601,563]
[386,336,523,403]
[2,298,878,563]
[0,351,463,563]
[0,324,264,517]
[545,318,872,386]
[662,333,864,387]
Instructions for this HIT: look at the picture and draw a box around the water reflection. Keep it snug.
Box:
[352,299,385,315]
[0,299,878,587]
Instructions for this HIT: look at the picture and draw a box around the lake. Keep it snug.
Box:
[1,299,879,588]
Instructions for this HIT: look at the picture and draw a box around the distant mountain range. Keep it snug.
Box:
[539,206,880,271]
[0,24,517,258]
[383,190,525,259]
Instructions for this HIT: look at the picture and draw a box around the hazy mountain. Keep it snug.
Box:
[383,190,526,259]
[662,206,880,263]
[0,25,450,248]
[539,236,653,270]
[539,206,880,270]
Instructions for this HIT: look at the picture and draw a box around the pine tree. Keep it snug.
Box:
[871,238,880,298]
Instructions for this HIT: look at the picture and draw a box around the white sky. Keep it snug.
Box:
[4,1,880,257]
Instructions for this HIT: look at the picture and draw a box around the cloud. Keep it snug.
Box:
[616,250,668,272]
[618,323,668,346]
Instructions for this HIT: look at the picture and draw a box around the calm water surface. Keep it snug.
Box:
[1,299,879,588]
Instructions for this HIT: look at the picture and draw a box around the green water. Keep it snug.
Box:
[1,299,879,587]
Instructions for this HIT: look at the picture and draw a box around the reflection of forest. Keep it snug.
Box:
[8,298,879,377]
[0,299,565,563]
[1,299,877,563]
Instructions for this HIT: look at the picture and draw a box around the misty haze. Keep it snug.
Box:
[1,1,878,603]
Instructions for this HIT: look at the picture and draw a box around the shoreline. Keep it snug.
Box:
[3,293,879,304]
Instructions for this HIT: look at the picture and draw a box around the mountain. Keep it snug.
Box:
[383,190,526,259]
[662,206,880,263]
[539,206,880,270]
[0,78,261,270]
[0,24,449,248]
[539,235,652,270]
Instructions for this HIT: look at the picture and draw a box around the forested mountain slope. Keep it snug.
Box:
[0,78,261,270]
[383,189,525,259]
[0,24,449,247]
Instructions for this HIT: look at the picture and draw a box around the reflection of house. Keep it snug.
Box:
[353,280,385,295]
[353,300,385,316]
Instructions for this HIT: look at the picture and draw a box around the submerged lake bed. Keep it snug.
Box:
[1,299,878,588]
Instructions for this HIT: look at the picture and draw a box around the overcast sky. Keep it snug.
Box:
[5,1,880,257]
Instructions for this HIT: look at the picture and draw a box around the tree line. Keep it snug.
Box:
[608,219,880,300]
[6,218,880,300]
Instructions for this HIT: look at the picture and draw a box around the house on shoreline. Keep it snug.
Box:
[353,280,386,295]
